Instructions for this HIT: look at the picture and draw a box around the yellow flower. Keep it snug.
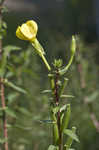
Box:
[16,20,38,42]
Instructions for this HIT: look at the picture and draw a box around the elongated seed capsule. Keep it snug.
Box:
[50,111,59,145]
[59,36,76,75]
[61,104,71,132]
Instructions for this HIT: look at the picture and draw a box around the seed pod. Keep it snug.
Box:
[61,104,71,132]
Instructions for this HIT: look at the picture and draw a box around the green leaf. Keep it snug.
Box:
[60,104,67,112]
[0,106,8,111]
[50,111,59,145]
[0,138,8,144]
[52,106,60,114]
[64,129,79,142]
[61,104,71,132]
[5,108,17,118]
[59,78,68,97]
[3,45,21,51]
[48,145,58,150]
[64,146,75,150]
[60,95,74,98]
[39,120,55,124]
[85,91,99,103]
[14,124,33,131]
[6,124,12,128]
[19,107,32,116]
[7,93,19,104]
[41,90,51,94]
[4,79,27,94]
[0,45,21,76]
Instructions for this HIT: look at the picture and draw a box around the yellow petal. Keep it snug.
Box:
[16,26,27,40]
[20,24,33,40]
[26,20,38,38]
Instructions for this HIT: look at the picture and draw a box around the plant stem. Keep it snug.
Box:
[0,78,8,150]
[54,69,62,150]
[0,1,8,150]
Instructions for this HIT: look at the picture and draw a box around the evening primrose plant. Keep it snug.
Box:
[16,20,79,150]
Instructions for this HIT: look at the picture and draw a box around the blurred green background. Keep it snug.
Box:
[1,0,99,150]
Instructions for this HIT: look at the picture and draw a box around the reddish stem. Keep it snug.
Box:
[0,78,8,150]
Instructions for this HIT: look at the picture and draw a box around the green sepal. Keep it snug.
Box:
[31,38,45,56]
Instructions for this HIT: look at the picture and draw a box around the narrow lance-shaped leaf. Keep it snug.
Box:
[39,120,55,124]
[64,127,79,144]
[50,110,59,145]
[41,90,52,94]
[0,45,21,77]
[85,91,99,103]
[60,95,74,98]
[59,78,68,97]
[5,108,17,118]
[59,36,76,75]
[48,74,55,91]
[3,79,27,94]
[61,104,71,132]
[7,93,19,104]
[64,127,79,150]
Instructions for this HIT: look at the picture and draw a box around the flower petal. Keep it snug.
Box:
[20,24,33,40]
[26,20,38,38]
[16,26,27,40]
